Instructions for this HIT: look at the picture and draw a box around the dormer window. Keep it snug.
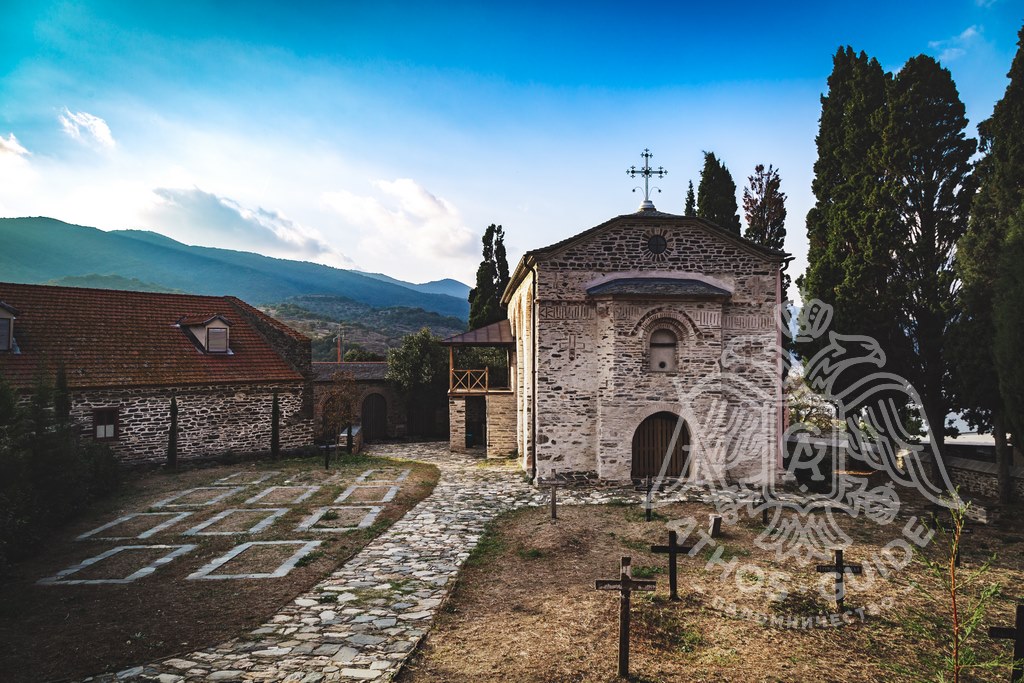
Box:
[0,301,17,353]
[177,314,232,354]
[207,327,228,353]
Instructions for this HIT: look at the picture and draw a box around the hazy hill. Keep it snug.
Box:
[361,272,472,299]
[44,274,183,293]
[1,217,469,319]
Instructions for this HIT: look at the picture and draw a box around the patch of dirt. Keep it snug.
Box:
[199,509,281,533]
[398,500,1024,683]
[66,547,176,582]
[0,453,438,683]
[343,486,396,503]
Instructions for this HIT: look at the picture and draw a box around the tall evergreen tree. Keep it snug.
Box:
[696,152,741,234]
[880,55,976,451]
[953,25,1024,502]
[743,163,789,295]
[468,224,510,329]
[684,181,696,216]
[995,208,1024,442]
[798,47,901,403]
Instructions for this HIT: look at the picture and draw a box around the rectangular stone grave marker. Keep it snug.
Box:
[187,540,322,580]
[651,530,693,601]
[211,471,280,486]
[182,508,289,536]
[38,545,196,585]
[153,487,245,508]
[815,548,863,612]
[989,603,1024,683]
[76,512,194,541]
[595,556,656,678]
[334,485,400,504]
[354,469,410,484]
[297,506,383,533]
[244,485,320,505]
[537,469,565,520]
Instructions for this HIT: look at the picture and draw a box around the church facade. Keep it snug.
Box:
[447,203,788,486]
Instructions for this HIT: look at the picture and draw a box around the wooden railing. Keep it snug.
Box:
[450,368,489,393]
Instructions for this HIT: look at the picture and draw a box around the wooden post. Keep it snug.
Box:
[989,603,1024,683]
[709,514,722,538]
[449,346,454,392]
[644,475,653,522]
[596,556,656,678]
[816,548,863,612]
[538,470,565,521]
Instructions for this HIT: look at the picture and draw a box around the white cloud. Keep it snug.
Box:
[975,0,997,7]
[149,186,357,268]
[323,178,475,262]
[0,133,29,157]
[58,107,116,148]
[928,26,982,63]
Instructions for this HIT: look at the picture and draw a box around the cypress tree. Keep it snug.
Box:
[696,152,741,234]
[684,181,696,216]
[743,163,789,295]
[167,396,178,471]
[270,389,280,460]
[954,24,1024,502]
[468,224,510,329]
[880,55,976,452]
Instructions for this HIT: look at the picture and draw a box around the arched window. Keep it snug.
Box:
[649,329,677,372]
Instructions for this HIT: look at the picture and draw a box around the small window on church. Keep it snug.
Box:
[93,408,118,440]
[650,329,677,372]
[207,327,229,353]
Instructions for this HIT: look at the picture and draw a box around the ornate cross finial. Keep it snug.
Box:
[627,148,667,211]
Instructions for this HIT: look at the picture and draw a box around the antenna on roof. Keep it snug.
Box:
[627,148,667,212]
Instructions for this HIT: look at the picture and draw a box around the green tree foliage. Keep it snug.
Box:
[343,347,385,362]
[951,25,1024,502]
[696,152,741,234]
[797,47,904,406]
[386,328,449,434]
[995,208,1024,447]
[742,163,789,293]
[684,181,696,216]
[0,375,118,569]
[880,55,977,449]
[468,224,510,330]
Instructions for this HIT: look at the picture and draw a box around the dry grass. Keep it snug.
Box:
[0,453,438,683]
[399,500,1024,683]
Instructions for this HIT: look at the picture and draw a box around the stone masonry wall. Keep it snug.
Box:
[507,273,536,471]
[312,381,405,441]
[449,397,467,452]
[486,391,517,459]
[528,215,783,484]
[72,382,313,464]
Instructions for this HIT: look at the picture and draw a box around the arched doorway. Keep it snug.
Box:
[631,412,690,479]
[362,394,387,443]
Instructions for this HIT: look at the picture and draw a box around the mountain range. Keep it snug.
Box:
[0,217,470,319]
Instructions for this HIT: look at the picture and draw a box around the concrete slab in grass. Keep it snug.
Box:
[182,508,289,536]
[297,506,383,533]
[244,485,320,505]
[354,469,410,484]
[334,485,400,504]
[211,471,280,487]
[38,545,196,585]
[76,512,194,541]
[186,540,322,580]
[152,487,245,508]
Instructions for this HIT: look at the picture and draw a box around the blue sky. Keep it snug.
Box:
[1,1,1021,295]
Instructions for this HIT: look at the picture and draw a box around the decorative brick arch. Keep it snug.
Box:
[628,308,704,341]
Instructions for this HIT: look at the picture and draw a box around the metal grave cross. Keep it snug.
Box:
[595,556,657,678]
[538,469,566,521]
[816,548,863,612]
[643,475,654,522]
[651,530,693,601]
[989,603,1024,683]
[627,148,667,208]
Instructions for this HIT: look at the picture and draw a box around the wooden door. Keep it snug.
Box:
[631,412,690,479]
[362,394,387,443]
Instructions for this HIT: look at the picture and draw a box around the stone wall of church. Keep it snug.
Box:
[486,391,517,458]
[449,396,467,452]
[507,272,536,472]
[525,215,783,485]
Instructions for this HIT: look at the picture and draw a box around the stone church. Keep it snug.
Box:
[445,175,788,486]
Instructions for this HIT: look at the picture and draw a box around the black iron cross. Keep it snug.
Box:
[815,548,863,612]
[538,469,566,521]
[989,604,1024,683]
[627,148,667,204]
[644,475,654,522]
[651,530,693,601]
[595,556,656,678]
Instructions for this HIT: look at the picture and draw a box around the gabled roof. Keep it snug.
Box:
[503,209,789,304]
[313,362,388,382]
[441,320,514,346]
[177,313,232,327]
[0,282,308,389]
[0,301,18,316]
[586,277,731,299]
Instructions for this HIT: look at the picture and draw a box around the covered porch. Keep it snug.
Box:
[442,320,517,458]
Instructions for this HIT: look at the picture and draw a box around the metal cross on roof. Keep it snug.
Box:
[627,148,667,211]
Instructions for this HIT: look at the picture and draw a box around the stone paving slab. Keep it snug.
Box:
[41,545,197,586]
[77,512,195,541]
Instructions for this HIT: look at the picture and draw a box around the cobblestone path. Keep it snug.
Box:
[84,443,538,683]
